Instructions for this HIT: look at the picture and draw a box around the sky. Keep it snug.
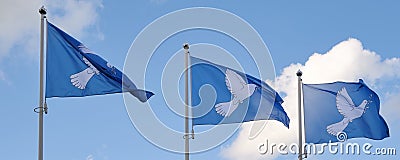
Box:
[0,0,399,160]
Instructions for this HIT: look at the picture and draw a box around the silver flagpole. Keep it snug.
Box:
[183,43,190,160]
[37,6,47,160]
[296,70,304,160]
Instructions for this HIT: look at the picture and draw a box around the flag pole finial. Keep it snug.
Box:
[296,69,302,77]
[183,43,189,50]
[39,6,47,15]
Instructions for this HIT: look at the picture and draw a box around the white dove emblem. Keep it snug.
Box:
[326,87,369,136]
[70,56,100,89]
[215,69,257,117]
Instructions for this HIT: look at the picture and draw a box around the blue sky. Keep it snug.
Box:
[1,0,399,160]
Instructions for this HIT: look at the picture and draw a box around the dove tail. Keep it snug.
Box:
[326,118,350,136]
[215,101,238,117]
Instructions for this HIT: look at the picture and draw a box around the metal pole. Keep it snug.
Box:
[296,70,303,160]
[183,43,190,160]
[38,6,47,160]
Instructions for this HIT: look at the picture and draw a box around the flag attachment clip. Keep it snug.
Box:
[33,100,48,114]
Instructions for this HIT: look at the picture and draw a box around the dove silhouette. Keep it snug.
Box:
[215,69,257,117]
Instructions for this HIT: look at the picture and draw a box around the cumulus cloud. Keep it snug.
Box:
[0,70,5,81]
[220,38,400,160]
[0,0,103,59]
[86,154,94,160]
[0,0,41,57]
[47,0,104,40]
[381,92,400,121]
[86,144,108,160]
[0,0,103,83]
[0,68,12,85]
[150,0,168,5]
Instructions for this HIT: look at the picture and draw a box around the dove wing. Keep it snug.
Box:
[336,87,356,119]
[82,57,99,74]
[225,69,247,95]
[78,44,95,54]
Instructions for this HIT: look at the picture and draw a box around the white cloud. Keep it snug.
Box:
[381,92,400,121]
[0,0,103,59]
[0,0,42,57]
[299,38,400,84]
[150,0,168,5]
[86,144,108,160]
[86,154,94,160]
[221,38,400,160]
[0,69,12,85]
[47,0,104,39]
[0,70,5,81]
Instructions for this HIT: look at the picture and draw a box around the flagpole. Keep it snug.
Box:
[183,43,190,160]
[37,6,47,160]
[296,70,304,160]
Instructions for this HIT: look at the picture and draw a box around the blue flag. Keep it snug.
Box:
[303,79,389,144]
[191,56,290,128]
[46,22,154,102]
